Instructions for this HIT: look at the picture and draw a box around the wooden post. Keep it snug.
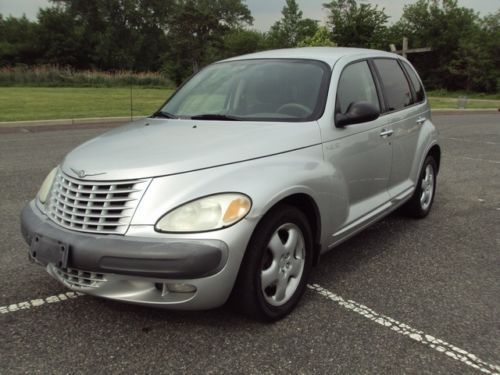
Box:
[390,37,432,58]
[402,37,409,58]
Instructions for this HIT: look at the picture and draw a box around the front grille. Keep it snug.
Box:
[46,171,150,234]
[55,267,106,289]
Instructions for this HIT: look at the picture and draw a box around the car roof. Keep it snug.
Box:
[221,47,399,68]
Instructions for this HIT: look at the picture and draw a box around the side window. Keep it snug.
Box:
[336,61,380,114]
[402,61,425,103]
[373,59,413,111]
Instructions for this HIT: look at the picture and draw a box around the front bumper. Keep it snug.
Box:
[20,201,248,309]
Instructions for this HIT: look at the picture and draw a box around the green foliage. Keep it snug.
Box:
[474,10,500,92]
[0,66,174,88]
[49,0,172,71]
[0,15,40,66]
[36,8,89,68]
[323,0,389,48]
[267,0,319,48]
[0,0,497,94]
[298,26,336,47]
[220,29,267,58]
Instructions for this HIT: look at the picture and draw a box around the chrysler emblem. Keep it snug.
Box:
[70,168,106,179]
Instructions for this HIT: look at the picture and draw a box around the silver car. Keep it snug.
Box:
[21,47,440,321]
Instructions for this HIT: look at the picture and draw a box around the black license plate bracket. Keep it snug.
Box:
[30,234,69,268]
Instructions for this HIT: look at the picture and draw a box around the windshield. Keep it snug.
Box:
[159,59,331,122]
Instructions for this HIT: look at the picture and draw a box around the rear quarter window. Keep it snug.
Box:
[402,61,425,103]
[373,59,413,112]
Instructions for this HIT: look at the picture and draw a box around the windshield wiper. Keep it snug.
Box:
[190,113,241,121]
[150,110,178,119]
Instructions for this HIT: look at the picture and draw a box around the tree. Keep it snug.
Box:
[50,0,172,70]
[391,0,496,91]
[36,7,89,68]
[323,0,389,48]
[479,10,500,92]
[0,15,39,66]
[221,29,267,58]
[298,26,336,47]
[162,0,253,84]
[447,10,499,92]
[267,0,319,48]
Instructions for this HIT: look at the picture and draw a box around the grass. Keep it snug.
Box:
[426,90,500,100]
[0,87,173,122]
[0,87,498,122]
[428,97,500,109]
[427,89,500,109]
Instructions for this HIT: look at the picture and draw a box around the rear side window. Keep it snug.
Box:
[402,61,425,103]
[336,61,380,114]
[373,59,413,112]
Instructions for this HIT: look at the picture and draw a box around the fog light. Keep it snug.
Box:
[167,283,197,293]
[155,282,197,296]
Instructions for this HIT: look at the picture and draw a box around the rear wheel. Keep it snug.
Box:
[231,204,313,321]
[403,156,437,218]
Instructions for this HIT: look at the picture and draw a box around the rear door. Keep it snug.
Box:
[371,58,429,200]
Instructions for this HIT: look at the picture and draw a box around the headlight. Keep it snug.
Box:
[37,167,58,204]
[155,193,252,233]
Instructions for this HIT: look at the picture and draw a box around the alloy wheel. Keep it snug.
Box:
[260,223,305,306]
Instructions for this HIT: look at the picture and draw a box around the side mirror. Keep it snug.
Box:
[335,101,380,127]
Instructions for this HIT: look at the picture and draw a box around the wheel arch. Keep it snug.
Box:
[264,193,322,266]
[427,144,441,174]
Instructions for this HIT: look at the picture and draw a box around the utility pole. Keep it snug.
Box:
[390,37,432,58]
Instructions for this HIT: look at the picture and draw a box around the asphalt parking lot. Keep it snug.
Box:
[0,113,499,374]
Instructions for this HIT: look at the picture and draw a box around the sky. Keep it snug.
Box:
[0,0,498,31]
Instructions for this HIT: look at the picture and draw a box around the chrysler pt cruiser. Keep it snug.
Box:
[21,48,440,321]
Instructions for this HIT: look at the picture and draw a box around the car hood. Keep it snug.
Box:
[61,118,322,180]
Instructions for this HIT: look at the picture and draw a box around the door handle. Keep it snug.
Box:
[380,129,393,137]
[416,116,426,125]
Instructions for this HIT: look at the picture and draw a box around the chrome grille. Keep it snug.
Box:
[55,267,106,289]
[46,171,150,234]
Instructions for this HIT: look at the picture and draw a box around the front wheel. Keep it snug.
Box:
[231,205,313,321]
[403,156,437,218]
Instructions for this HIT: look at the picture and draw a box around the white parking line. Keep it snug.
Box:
[0,291,83,314]
[2,286,499,374]
[307,284,500,375]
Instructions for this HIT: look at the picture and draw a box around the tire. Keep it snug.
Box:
[403,156,437,218]
[231,204,313,322]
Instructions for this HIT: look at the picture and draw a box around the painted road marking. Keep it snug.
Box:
[0,292,83,314]
[307,284,500,375]
[2,286,499,374]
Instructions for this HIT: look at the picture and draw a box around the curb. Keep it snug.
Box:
[0,116,144,134]
[0,116,145,128]
[432,109,498,116]
[0,110,497,134]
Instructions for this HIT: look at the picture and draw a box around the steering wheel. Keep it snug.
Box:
[276,103,311,117]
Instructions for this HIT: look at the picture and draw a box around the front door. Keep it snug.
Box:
[321,60,392,240]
